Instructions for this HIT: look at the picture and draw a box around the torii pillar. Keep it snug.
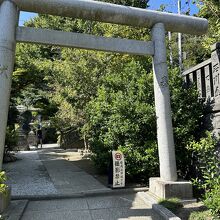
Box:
[149,23,193,199]
[0,1,18,170]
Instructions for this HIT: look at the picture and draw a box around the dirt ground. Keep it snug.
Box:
[65,153,109,187]
[62,150,146,188]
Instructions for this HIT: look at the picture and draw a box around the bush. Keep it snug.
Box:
[0,171,8,195]
[86,66,206,182]
[118,143,159,181]
[189,210,214,220]
[89,140,112,174]
[86,60,157,179]
[187,132,220,217]
[5,104,19,150]
[5,127,18,150]
[204,182,220,217]
[187,132,219,189]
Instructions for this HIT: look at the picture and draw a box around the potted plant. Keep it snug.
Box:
[0,171,11,214]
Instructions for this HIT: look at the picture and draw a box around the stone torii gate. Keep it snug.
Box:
[0,0,208,198]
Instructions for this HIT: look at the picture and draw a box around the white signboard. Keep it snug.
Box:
[112,151,125,188]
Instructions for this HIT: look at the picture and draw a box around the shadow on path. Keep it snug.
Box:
[3,144,161,220]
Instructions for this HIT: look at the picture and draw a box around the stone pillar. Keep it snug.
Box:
[196,69,202,98]
[149,23,193,200]
[204,64,213,100]
[149,23,192,199]
[211,43,220,102]
[0,1,18,170]
[211,43,220,136]
[151,23,177,182]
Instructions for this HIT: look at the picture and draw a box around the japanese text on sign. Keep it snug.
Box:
[112,151,125,188]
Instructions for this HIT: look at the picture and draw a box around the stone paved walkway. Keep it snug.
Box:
[21,194,161,220]
[4,144,108,197]
[4,150,58,196]
[3,144,161,220]
[39,146,108,195]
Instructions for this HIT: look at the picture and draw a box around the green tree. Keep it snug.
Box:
[100,0,148,8]
[197,0,220,50]
[15,14,149,136]
[85,57,157,179]
[180,0,220,69]
[85,62,205,181]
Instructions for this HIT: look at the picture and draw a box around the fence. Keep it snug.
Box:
[182,42,220,135]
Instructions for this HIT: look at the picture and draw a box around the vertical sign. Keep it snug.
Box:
[112,151,125,188]
[211,49,220,102]
[196,69,202,98]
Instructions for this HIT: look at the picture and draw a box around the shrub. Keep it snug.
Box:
[187,132,220,217]
[204,183,220,217]
[118,143,159,181]
[87,66,206,181]
[86,66,206,182]
[86,60,157,179]
[5,127,18,150]
[0,171,8,195]
[90,140,112,174]
[187,132,219,189]
[189,210,213,220]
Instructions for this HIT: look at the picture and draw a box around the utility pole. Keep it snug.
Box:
[178,0,182,71]
[168,31,173,65]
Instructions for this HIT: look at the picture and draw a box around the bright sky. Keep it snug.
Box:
[19,0,199,26]
[148,0,199,14]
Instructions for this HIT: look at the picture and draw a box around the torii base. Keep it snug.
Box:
[149,177,193,199]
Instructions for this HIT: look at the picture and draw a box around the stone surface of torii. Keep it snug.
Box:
[0,0,208,199]
[0,0,208,35]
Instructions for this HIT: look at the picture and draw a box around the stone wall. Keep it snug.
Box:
[16,126,29,150]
